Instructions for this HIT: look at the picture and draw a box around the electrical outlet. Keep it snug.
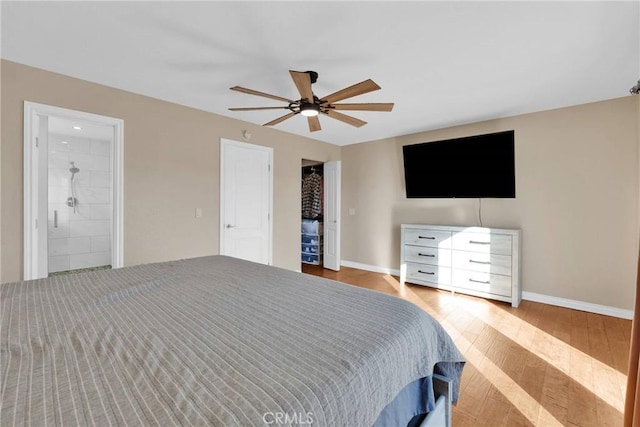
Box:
[349,208,356,216]
[195,207,203,218]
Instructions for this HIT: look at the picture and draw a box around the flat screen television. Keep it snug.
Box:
[402,130,515,198]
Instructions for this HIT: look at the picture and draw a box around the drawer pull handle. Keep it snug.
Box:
[418,253,435,257]
[469,278,490,284]
[418,236,436,240]
[469,259,490,265]
[469,240,490,245]
[418,270,435,275]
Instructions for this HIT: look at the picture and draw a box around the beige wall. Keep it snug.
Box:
[1,60,340,283]
[342,97,639,310]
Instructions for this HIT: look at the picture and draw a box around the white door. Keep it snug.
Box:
[220,139,273,265]
[323,161,341,271]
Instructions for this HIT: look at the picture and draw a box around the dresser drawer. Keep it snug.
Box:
[301,253,322,265]
[452,269,512,297]
[404,246,451,266]
[451,250,511,276]
[302,243,322,254]
[406,262,451,285]
[302,234,322,245]
[403,229,452,248]
[452,232,512,255]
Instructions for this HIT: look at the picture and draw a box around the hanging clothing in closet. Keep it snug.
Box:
[302,170,323,219]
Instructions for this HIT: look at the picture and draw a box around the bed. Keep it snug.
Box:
[1,255,464,426]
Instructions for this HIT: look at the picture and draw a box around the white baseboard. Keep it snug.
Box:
[341,260,634,320]
[341,260,400,276]
[522,291,633,320]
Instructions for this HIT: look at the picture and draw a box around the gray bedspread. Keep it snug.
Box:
[1,255,464,426]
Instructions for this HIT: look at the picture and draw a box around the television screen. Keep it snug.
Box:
[402,130,515,198]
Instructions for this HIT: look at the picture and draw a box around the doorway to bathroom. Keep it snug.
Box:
[23,102,124,280]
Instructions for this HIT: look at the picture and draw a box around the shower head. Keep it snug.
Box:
[69,161,80,174]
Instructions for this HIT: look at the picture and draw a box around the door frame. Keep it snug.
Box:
[219,138,273,265]
[23,101,124,280]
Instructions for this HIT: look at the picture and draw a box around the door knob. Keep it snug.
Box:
[226,224,236,229]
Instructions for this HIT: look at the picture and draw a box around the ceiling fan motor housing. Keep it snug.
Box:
[305,71,318,84]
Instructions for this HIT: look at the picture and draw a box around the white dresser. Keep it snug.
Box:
[400,224,521,307]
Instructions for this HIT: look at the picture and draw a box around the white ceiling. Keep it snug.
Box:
[48,116,114,141]
[2,1,638,146]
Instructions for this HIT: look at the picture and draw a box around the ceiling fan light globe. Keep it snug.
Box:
[301,108,319,117]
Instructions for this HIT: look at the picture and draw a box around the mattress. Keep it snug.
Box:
[1,255,464,426]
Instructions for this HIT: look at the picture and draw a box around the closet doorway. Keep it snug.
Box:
[301,159,341,271]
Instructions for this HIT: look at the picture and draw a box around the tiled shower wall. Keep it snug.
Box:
[48,133,112,273]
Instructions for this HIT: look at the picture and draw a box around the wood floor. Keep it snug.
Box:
[302,264,631,427]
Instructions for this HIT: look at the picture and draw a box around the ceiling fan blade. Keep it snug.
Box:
[325,110,367,128]
[321,79,381,104]
[229,106,289,111]
[230,86,293,103]
[264,112,297,127]
[289,70,314,103]
[307,116,321,132]
[330,103,394,112]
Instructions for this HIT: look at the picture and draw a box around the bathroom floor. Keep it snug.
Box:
[48,264,112,277]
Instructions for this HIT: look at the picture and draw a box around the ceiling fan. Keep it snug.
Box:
[228,70,394,132]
